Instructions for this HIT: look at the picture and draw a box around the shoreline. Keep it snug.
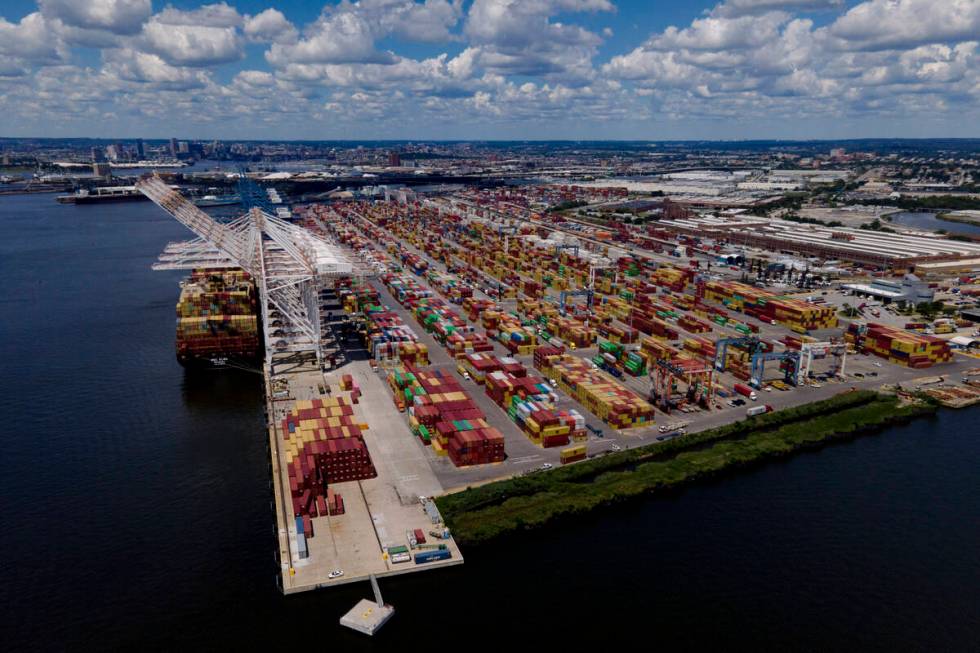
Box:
[937,212,980,226]
[437,392,940,545]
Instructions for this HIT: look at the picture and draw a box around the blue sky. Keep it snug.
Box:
[1,1,978,140]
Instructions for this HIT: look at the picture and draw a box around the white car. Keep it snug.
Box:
[540,463,553,470]
[611,444,622,452]
[873,362,882,367]
[327,570,344,580]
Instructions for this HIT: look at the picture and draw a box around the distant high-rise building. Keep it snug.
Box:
[135,139,145,158]
[169,138,178,158]
[2,152,10,166]
[105,143,120,162]
[91,147,103,162]
[388,151,401,167]
[178,141,189,154]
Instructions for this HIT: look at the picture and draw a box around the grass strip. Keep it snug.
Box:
[438,390,880,516]
[439,394,934,544]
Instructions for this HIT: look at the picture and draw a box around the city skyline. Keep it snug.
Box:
[1,0,979,140]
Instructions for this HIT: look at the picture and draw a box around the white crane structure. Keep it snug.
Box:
[136,175,353,367]
[798,340,848,382]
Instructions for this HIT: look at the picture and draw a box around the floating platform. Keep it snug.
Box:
[340,600,395,635]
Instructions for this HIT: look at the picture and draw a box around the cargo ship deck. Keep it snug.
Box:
[265,353,463,594]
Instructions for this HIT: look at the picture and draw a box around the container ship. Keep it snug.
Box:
[175,268,261,366]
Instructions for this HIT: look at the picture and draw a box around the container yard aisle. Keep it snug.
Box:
[368,280,552,480]
[342,362,463,563]
[345,363,444,502]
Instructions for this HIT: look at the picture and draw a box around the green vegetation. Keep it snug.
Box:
[782,213,844,228]
[915,300,950,319]
[438,392,935,544]
[937,213,980,227]
[548,199,588,212]
[859,218,896,233]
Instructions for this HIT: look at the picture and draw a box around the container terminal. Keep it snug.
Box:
[136,175,980,597]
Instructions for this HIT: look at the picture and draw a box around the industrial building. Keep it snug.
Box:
[658,215,980,268]
[842,274,934,304]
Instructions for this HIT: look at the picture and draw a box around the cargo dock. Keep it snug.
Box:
[136,176,464,596]
[264,350,463,594]
[135,175,980,596]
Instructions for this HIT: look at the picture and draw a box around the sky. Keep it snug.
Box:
[1,0,979,140]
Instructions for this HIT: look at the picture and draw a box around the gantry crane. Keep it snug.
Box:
[799,339,848,381]
[749,350,801,388]
[713,335,764,372]
[137,175,353,368]
[651,358,714,412]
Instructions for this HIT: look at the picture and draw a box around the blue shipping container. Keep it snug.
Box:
[414,549,452,564]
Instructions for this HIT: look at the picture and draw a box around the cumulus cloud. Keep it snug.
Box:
[463,0,613,82]
[140,5,244,66]
[646,12,790,51]
[828,0,980,51]
[372,0,464,43]
[602,0,980,128]
[2,0,980,137]
[39,0,151,34]
[0,12,67,63]
[710,0,843,18]
[265,1,465,67]
[154,2,243,28]
[267,10,393,65]
[102,47,212,90]
[244,8,297,44]
[0,55,29,78]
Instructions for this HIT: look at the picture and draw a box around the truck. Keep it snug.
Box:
[733,383,758,401]
[746,404,773,417]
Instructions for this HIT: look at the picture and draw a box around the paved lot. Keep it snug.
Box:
[324,208,980,493]
[269,299,463,594]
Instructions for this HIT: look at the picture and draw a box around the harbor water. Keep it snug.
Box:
[888,210,980,236]
[0,194,978,650]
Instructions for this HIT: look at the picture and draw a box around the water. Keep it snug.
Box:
[1,194,978,651]
[888,211,980,236]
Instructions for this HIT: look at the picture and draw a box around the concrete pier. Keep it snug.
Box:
[266,354,463,595]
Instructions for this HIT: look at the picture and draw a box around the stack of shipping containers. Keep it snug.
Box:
[174,268,260,365]
[846,322,953,368]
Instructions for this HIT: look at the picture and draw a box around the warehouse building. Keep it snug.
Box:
[658,216,980,269]
[842,274,934,304]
